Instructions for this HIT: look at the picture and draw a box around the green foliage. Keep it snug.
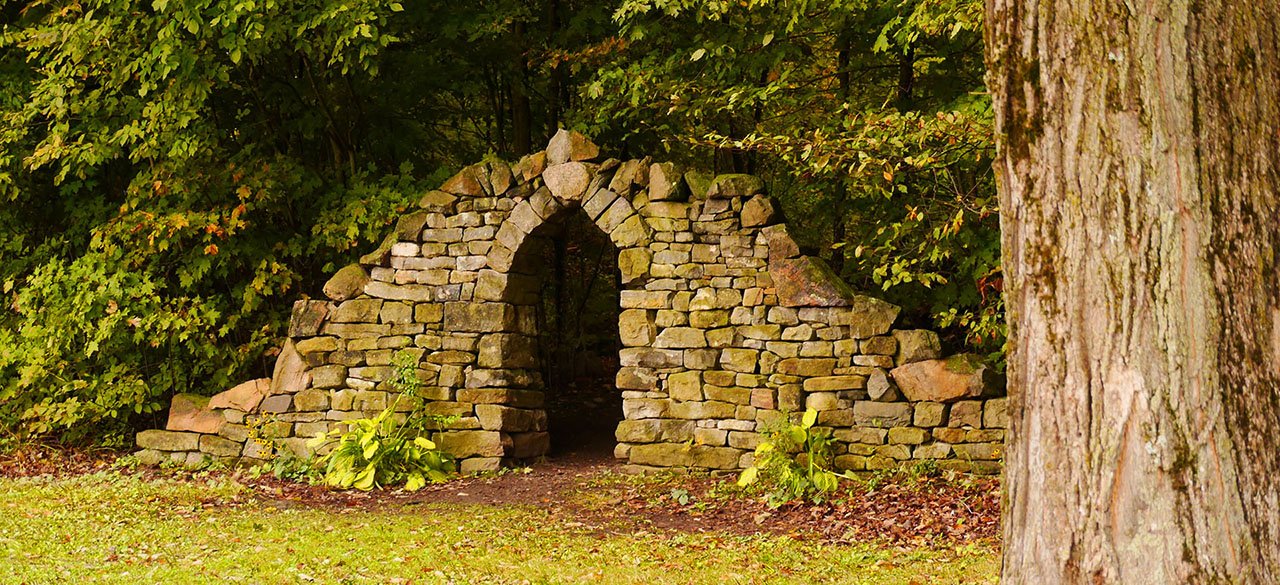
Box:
[308,351,458,491]
[737,409,851,507]
[580,0,1001,354]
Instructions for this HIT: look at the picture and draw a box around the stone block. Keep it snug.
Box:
[628,443,741,470]
[887,427,928,445]
[740,195,780,227]
[443,302,518,332]
[199,435,243,458]
[543,162,592,201]
[705,386,751,405]
[654,327,707,349]
[311,365,348,389]
[852,401,913,428]
[802,375,866,392]
[261,394,292,413]
[438,431,510,458]
[456,389,544,408]
[984,397,1009,429]
[720,348,760,373]
[289,300,329,338]
[776,358,836,377]
[954,442,1002,461]
[476,405,544,432]
[707,174,764,198]
[649,162,688,201]
[866,369,900,401]
[136,430,200,452]
[948,400,983,428]
[293,389,330,412]
[914,402,948,427]
[667,371,703,402]
[890,354,1002,403]
[617,367,659,391]
[618,248,652,285]
[893,329,942,365]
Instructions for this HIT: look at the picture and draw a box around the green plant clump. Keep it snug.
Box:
[737,409,852,507]
[308,351,458,491]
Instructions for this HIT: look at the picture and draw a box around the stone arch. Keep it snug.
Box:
[136,130,1008,476]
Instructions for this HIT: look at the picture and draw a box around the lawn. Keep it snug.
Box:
[0,462,997,584]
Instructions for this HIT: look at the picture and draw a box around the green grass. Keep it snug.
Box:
[0,471,997,584]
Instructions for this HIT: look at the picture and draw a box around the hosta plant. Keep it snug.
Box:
[307,351,457,491]
[737,409,852,507]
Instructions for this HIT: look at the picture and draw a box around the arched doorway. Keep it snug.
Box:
[508,206,623,458]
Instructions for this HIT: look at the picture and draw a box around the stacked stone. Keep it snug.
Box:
[135,130,1006,474]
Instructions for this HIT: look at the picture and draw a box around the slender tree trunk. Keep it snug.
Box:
[987,1,1280,582]
[510,23,533,157]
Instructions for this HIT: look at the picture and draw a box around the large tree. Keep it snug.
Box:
[986,0,1280,581]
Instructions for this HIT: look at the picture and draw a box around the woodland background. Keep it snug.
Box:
[0,0,997,445]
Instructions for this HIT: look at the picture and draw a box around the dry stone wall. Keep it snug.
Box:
[136,131,1006,474]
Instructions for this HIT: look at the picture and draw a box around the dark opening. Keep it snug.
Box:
[514,207,622,459]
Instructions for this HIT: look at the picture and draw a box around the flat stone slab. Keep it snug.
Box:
[166,393,223,434]
[136,430,200,452]
[209,378,271,412]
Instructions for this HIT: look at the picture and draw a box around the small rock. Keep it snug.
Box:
[323,264,369,302]
[546,129,600,165]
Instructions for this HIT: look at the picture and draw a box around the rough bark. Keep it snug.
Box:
[986,0,1280,582]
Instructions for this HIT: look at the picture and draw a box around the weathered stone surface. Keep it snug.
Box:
[853,401,913,427]
[323,264,370,302]
[610,214,651,248]
[546,129,599,165]
[947,400,983,428]
[983,397,1008,429]
[441,164,488,196]
[364,281,435,302]
[707,174,764,198]
[618,309,656,347]
[289,300,329,337]
[740,195,780,227]
[200,435,243,458]
[866,369,900,402]
[893,329,942,366]
[418,190,458,212]
[136,430,200,452]
[543,162,592,201]
[209,378,271,411]
[166,394,223,434]
[667,371,703,402]
[477,333,538,369]
[841,296,902,338]
[332,298,383,323]
[890,354,1000,403]
[770,257,857,308]
[270,339,311,395]
[438,431,510,458]
[629,443,741,469]
[476,405,544,432]
[649,162,688,201]
[443,302,518,332]
[616,420,695,443]
[618,248,652,285]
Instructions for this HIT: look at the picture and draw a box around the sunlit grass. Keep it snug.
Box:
[0,471,997,584]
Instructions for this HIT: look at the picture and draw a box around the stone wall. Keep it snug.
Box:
[136,131,1006,474]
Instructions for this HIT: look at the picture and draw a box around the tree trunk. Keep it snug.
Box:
[986,1,1280,582]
